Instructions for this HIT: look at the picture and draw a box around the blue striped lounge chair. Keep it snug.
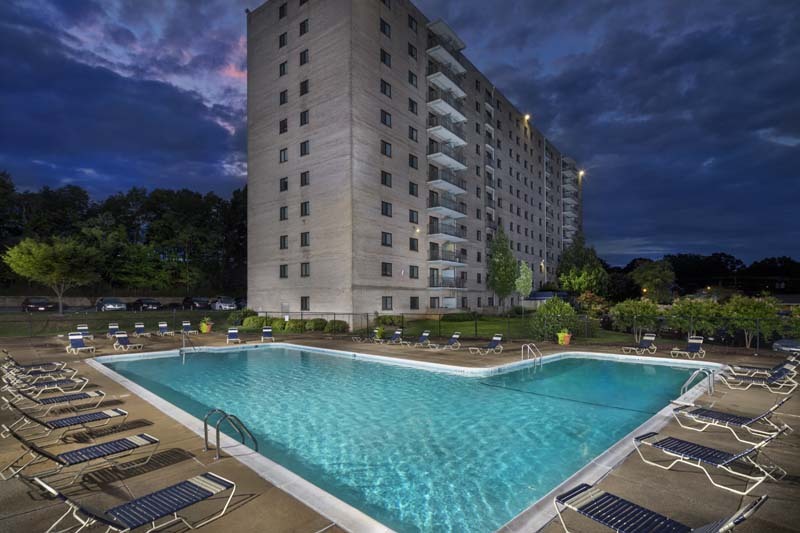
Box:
[470,334,503,355]
[6,377,89,398]
[1,369,79,394]
[3,404,128,442]
[107,323,120,338]
[430,332,461,350]
[404,330,430,347]
[76,324,94,340]
[672,396,793,445]
[727,359,797,378]
[621,333,657,355]
[633,428,788,495]
[2,389,106,417]
[227,328,242,344]
[0,424,159,483]
[182,321,198,335]
[66,333,95,355]
[554,483,767,533]
[132,323,150,338]
[157,321,174,336]
[261,326,274,342]
[718,367,798,395]
[378,330,403,344]
[1,354,65,373]
[3,364,77,384]
[114,332,143,352]
[34,471,236,533]
[670,335,705,359]
[351,329,377,343]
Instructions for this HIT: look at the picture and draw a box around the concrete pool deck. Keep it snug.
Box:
[1,333,799,532]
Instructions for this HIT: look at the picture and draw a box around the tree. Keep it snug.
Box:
[576,291,609,318]
[668,297,721,337]
[609,299,660,341]
[559,265,608,294]
[528,297,578,341]
[515,261,533,302]
[487,229,517,307]
[557,234,603,276]
[722,295,781,349]
[3,238,99,313]
[605,270,640,302]
[630,260,675,303]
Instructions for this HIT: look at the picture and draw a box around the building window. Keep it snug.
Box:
[279,148,288,163]
[381,201,392,217]
[299,49,309,65]
[381,140,392,157]
[408,14,417,32]
[280,90,288,105]
[408,126,418,142]
[408,181,418,196]
[381,232,392,247]
[279,118,288,134]
[279,61,287,76]
[300,201,310,216]
[410,296,419,310]
[381,262,392,277]
[301,296,309,311]
[279,264,288,278]
[380,18,391,37]
[279,206,288,220]
[279,235,288,249]
[408,154,418,169]
[408,98,417,114]
[300,231,310,246]
[381,296,393,311]
[279,177,288,191]
[300,109,309,125]
[300,140,310,156]
[300,262,310,277]
[408,70,417,87]
[299,18,309,35]
[300,79,309,95]
[300,171,309,186]
[279,32,287,48]
[380,48,391,67]
[430,297,439,309]
[409,237,418,251]
[381,171,392,187]
[380,109,392,127]
[279,3,287,19]
[408,42,417,59]
[409,265,419,279]
[409,209,418,224]
[380,79,392,97]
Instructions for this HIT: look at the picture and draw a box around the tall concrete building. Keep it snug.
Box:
[247,0,582,315]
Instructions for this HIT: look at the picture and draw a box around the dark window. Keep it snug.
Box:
[380,79,392,97]
[279,61,287,76]
[410,296,419,309]
[381,296,393,310]
[300,262,310,277]
[409,265,419,279]
[280,90,288,105]
[300,109,309,125]
[279,264,288,278]
[381,232,392,247]
[279,3,287,19]
[430,297,439,309]
[381,201,392,217]
[300,171,309,186]
[279,118,288,134]
[408,70,417,87]
[381,262,392,277]
[409,209,418,223]
[408,42,417,59]
[380,48,391,66]
[380,18,391,37]
[300,140,310,156]
[381,140,392,157]
[381,171,392,187]
[408,181,418,196]
[300,201,310,216]
[300,79,309,95]
[408,154,418,169]
[408,14,417,32]
[299,49,309,65]
[279,206,288,220]
[299,18,309,35]
[409,237,418,251]
[300,231,310,246]
[279,32,287,47]
[381,109,392,127]
[301,296,309,311]
[408,126,418,142]
[279,235,288,249]
[279,148,288,163]
[279,177,288,191]
[408,98,417,114]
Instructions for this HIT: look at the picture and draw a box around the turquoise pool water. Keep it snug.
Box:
[105,347,695,532]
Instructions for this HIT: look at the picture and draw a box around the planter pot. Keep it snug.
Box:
[557,332,572,345]
[200,322,213,334]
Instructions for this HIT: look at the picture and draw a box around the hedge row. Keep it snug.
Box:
[239,316,349,334]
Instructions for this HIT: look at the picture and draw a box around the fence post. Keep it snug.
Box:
[506,312,511,342]
[333,313,336,338]
[755,318,760,356]
[690,315,694,337]
[633,314,637,341]
[438,314,441,337]
[401,314,404,331]
[474,314,478,338]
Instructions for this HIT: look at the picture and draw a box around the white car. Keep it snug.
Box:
[211,296,237,311]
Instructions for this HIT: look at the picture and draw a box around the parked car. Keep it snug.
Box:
[211,296,236,311]
[130,298,161,312]
[235,297,247,310]
[182,296,210,310]
[21,297,57,313]
[95,297,127,312]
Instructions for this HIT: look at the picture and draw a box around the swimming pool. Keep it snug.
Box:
[101,346,702,532]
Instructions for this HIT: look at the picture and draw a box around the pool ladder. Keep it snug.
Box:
[681,368,715,396]
[203,408,259,460]
[521,343,543,370]
[179,332,200,364]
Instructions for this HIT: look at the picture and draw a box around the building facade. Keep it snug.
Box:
[247,0,582,314]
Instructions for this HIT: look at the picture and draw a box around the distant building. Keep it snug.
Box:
[247,0,583,314]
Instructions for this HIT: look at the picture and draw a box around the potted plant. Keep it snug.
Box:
[557,329,572,345]
[199,317,214,334]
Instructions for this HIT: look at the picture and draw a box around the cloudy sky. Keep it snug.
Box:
[1,0,798,265]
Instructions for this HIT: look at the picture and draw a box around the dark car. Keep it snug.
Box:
[182,296,210,310]
[131,298,161,312]
[95,297,127,312]
[21,297,56,313]
[235,297,247,310]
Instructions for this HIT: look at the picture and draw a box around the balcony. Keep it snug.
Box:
[427,142,467,171]
[428,249,467,266]
[563,193,578,205]
[429,276,466,289]
[563,177,578,192]
[485,154,495,170]
[427,61,466,99]
[486,219,498,231]
[485,176,495,190]
[428,222,467,242]
[427,195,467,218]
[563,221,577,232]
[427,87,466,123]
[426,34,466,76]
[427,166,466,194]
[427,115,466,146]
[485,197,496,210]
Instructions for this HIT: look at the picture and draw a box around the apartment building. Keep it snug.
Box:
[247,0,582,314]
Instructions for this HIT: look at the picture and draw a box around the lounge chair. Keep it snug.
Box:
[2,389,106,417]
[182,320,198,335]
[157,321,175,336]
[670,335,705,359]
[66,333,96,355]
[107,323,120,338]
[469,334,503,355]
[718,368,798,395]
[132,322,150,338]
[3,404,128,442]
[633,428,788,495]
[113,332,143,352]
[261,326,274,342]
[727,359,797,378]
[1,367,78,389]
[35,472,236,533]
[672,396,793,445]
[352,329,377,343]
[227,328,242,344]
[554,482,767,533]
[403,330,430,347]
[2,354,65,373]
[76,324,94,340]
[621,333,657,355]
[429,332,461,350]
[0,425,159,482]
[5,377,89,398]
[377,330,403,344]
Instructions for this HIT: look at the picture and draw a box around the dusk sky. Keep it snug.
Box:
[1,0,798,265]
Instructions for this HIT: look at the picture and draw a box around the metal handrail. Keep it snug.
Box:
[180,332,200,364]
[204,408,259,460]
[521,343,543,370]
[681,368,715,395]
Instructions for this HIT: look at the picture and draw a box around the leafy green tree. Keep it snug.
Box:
[528,297,578,341]
[18,185,90,239]
[668,298,721,337]
[576,291,609,318]
[3,238,99,313]
[557,234,603,276]
[630,260,675,303]
[515,261,533,301]
[722,294,781,348]
[487,229,517,307]
[559,265,608,295]
[115,243,169,290]
[610,299,660,341]
[605,270,640,302]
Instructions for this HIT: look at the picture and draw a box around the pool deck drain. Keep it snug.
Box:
[1,333,799,533]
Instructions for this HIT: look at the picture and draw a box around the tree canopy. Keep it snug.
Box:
[487,229,517,306]
[630,260,675,303]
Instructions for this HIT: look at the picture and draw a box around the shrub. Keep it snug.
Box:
[667,298,721,337]
[241,316,266,331]
[324,319,349,333]
[722,294,781,348]
[305,318,328,331]
[609,299,660,341]
[269,318,286,331]
[528,297,578,341]
[374,314,403,326]
[510,306,527,317]
[227,308,257,326]
[441,312,478,322]
[284,319,307,333]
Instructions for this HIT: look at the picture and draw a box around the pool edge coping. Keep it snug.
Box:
[90,343,724,533]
